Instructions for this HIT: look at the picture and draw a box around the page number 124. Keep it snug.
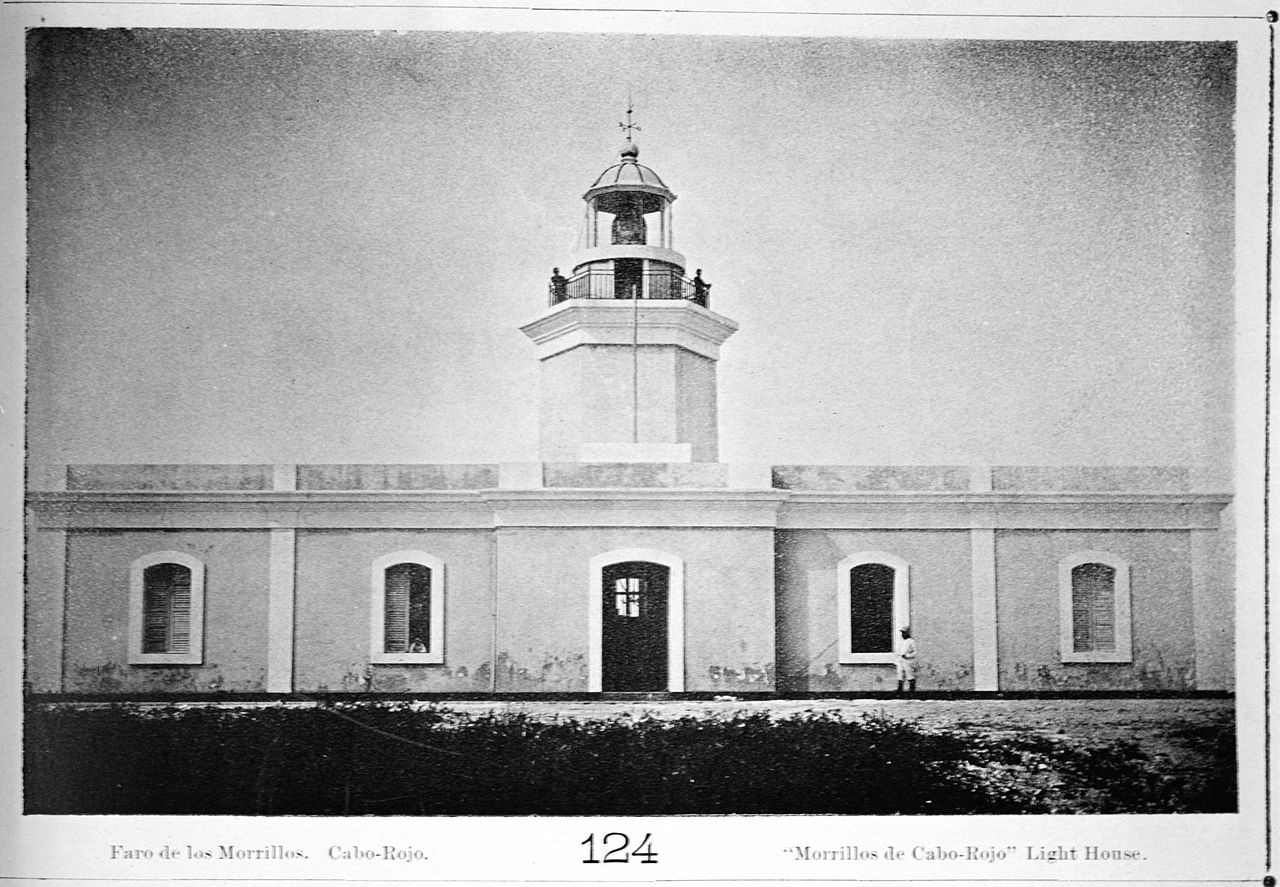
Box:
[581,832,658,864]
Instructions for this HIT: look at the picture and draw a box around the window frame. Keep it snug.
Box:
[837,551,910,665]
[612,575,643,618]
[370,550,445,665]
[1058,550,1132,663]
[128,551,205,665]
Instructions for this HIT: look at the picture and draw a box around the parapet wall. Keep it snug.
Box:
[60,463,1204,492]
[772,465,969,491]
[544,462,729,488]
[66,463,500,491]
[990,466,1191,492]
[67,464,275,491]
[297,464,498,490]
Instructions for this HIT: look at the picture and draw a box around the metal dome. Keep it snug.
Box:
[584,145,676,209]
[588,158,670,191]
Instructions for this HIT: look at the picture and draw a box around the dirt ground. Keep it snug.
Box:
[418,696,1234,794]
[119,694,1233,754]
[413,695,1229,736]
[77,694,1234,748]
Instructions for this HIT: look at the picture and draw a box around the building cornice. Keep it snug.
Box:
[480,488,787,528]
[27,488,1230,531]
[27,490,495,530]
[776,491,1231,530]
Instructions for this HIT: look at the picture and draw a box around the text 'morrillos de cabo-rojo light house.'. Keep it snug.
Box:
[24,107,1233,700]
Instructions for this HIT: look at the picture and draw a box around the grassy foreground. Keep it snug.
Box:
[24,703,1234,815]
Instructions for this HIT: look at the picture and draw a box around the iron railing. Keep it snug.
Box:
[549,267,709,309]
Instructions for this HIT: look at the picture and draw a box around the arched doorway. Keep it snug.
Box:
[588,549,685,692]
[601,561,669,691]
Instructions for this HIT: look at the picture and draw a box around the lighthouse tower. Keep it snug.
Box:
[521,117,738,463]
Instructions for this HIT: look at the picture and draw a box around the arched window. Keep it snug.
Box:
[837,552,910,664]
[143,562,193,654]
[129,551,204,665]
[370,551,444,664]
[1059,552,1132,663]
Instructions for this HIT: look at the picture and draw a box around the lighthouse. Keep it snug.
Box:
[521,111,738,463]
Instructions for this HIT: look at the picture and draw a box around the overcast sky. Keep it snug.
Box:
[25,30,1235,484]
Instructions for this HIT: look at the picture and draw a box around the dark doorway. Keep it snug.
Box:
[601,561,669,691]
[614,258,642,299]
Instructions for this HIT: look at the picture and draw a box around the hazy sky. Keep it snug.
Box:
[26,30,1235,483]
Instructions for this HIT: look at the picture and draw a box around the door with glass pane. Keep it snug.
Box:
[601,561,669,691]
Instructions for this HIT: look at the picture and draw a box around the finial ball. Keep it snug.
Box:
[620,142,640,160]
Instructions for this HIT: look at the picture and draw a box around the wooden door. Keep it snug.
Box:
[601,561,669,691]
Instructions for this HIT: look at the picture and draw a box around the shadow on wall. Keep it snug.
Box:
[707,663,775,690]
[322,663,498,693]
[499,652,589,691]
[1007,655,1195,691]
[801,660,975,693]
[70,662,262,693]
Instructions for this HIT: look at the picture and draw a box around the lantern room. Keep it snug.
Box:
[551,138,708,308]
[583,141,675,251]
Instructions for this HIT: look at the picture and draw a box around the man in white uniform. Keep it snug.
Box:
[896,627,918,693]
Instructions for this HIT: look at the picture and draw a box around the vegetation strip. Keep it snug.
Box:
[24,703,1234,815]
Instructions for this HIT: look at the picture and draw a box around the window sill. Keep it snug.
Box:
[838,653,898,665]
[129,653,203,666]
[1061,652,1132,664]
[370,653,445,665]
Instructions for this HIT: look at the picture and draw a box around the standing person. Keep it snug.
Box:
[691,269,710,306]
[896,627,918,693]
[549,267,568,303]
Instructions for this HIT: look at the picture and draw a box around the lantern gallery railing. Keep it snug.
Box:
[549,268,710,308]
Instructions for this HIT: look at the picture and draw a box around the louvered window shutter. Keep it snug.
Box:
[384,567,411,653]
[385,563,432,654]
[143,563,192,654]
[1071,563,1116,653]
[168,568,191,652]
[407,565,431,651]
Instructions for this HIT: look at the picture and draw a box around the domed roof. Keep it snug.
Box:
[584,144,675,202]
[589,158,668,191]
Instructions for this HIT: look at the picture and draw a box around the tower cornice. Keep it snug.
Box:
[520,300,739,362]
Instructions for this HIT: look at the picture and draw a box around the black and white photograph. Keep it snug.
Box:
[2,4,1271,885]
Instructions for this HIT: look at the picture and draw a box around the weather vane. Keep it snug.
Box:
[618,94,641,144]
